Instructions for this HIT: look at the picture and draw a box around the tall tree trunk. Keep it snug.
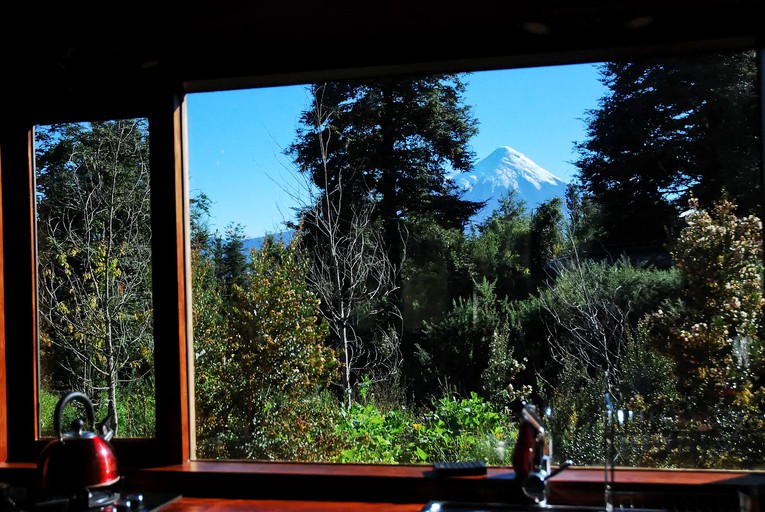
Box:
[106,319,119,434]
[380,85,403,304]
[342,321,352,410]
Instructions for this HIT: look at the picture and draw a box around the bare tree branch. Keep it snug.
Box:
[279,85,404,407]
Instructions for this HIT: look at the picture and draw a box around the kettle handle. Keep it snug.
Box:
[53,391,95,438]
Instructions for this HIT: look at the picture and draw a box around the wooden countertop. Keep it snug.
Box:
[3,463,763,511]
[160,497,424,511]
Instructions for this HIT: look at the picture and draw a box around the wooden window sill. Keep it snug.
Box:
[128,463,765,506]
[2,462,763,508]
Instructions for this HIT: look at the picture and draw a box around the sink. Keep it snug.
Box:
[420,502,667,512]
[420,499,739,512]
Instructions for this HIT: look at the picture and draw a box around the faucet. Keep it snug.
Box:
[512,402,573,505]
[604,391,616,512]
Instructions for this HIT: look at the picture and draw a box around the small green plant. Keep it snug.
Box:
[335,378,417,463]
[39,389,62,436]
[335,380,517,464]
[424,391,515,464]
[39,385,156,438]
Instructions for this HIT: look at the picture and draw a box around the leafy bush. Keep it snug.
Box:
[646,197,764,413]
[194,235,338,460]
[426,391,516,464]
[40,385,156,438]
[248,387,344,462]
[336,381,516,464]
[539,256,681,385]
[335,400,415,463]
[642,198,765,469]
[416,279,529,404]
[542,361,606,466]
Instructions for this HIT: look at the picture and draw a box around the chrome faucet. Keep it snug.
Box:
[605,391,616,512]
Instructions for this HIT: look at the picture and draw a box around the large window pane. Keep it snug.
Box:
[188,49,764,469]
[35,119,155,439]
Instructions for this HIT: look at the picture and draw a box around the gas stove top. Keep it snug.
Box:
[0,479,180,512]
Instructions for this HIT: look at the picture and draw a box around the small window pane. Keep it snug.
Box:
[35,119,155,439]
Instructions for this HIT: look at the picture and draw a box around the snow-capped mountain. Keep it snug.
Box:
[451,146,567,225]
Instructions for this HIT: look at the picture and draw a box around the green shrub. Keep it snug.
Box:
[336,381,516,465]
[416,278,528,404]
[542,361,606,466]
[40,385,156,438]
[425,391,516,464]
[334,378,416,463]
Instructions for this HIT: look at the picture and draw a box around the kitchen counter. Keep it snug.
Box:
[2,463,763,512]
[160,497,423,511]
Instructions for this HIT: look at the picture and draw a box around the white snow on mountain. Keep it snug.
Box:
[451,146,567,225]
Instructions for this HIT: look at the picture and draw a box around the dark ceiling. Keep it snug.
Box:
[1,0,762,117]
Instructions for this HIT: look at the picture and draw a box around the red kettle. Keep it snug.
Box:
[37,391,120,492]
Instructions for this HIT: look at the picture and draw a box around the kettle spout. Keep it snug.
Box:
[97,415,115,442]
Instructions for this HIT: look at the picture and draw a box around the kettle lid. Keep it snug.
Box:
[61,417,98,440]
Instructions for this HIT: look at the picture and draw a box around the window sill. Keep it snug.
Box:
[122,461,521,503]
[129,463,765,506]
[3,462,763,507]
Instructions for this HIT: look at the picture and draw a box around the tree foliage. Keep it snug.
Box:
[562,183,602,257]
[36,120,153,434]
[416,278,528,405]
[529,197,565,285]
[194,234,339,459]
[288,91,403,407]
[539,255,681,392]
[287,76,483,272]
[464,190,531,301]
[286,75,484,406]
[575,51,760,249]
[645,197,765,414]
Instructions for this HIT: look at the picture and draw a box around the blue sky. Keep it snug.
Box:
[186,62,607,239]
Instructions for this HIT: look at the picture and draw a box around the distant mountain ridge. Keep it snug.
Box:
[452,146,567,225]
[243,230,294,253]
[244,147,565,246]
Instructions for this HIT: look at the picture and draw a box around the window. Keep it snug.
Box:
[0,105,187,466]
[0,17,763,511]
[186,48,764,470]
[34,119,155,439]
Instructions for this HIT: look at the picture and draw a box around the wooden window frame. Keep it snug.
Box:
[0,93,189,468]
[0,40,764,506]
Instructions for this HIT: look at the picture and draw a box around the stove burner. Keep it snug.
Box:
[70,488,122,510]
[22,478,123,511]
[1,480,178,512]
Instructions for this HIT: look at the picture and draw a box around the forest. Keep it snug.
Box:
[35,50,765,469]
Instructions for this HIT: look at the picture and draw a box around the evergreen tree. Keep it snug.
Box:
[287,75,483,400]
[529,197,564,286]
[190,192,215,253]
[416,278,522,398]
[287,75,483,273]
[575,50,760,250]
[562,183,602,257]
[466,190,531,301]
[218,223,249,296]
